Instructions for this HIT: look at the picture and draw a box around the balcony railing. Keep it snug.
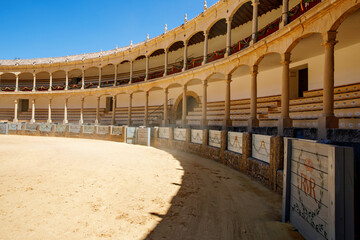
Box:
[288,0,322,23]
[187,56,203,70]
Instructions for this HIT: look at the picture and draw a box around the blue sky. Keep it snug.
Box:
[0,0,218,60]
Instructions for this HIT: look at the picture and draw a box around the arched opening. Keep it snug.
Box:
[101,64,115,87]
[36,71,51,91]
[167,41,184,75]
[207,19,227,63]
[148,49,165,80]
[187,32,205,70]
[117,61,131,85]
[68,69,82,90]
[0,73,16,91]
[51,70,66,91]
[133,55,146,83]
[18,72,33,91]
[176,96,199,120]
[84,67,99,89]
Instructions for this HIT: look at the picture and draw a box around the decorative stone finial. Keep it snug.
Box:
[147,34,149,41]
[130,40,133,47]
[185,14,188,24]
[165,24,168,34]
[204,1,208,11]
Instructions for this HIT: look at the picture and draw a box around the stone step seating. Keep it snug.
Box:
[293,118,360,129]
[290,90,360,105]
[0,109,14,121]
[303,82,360,98]
[186,95,281,127]
[100,105,164,125]
[17,109,105,123]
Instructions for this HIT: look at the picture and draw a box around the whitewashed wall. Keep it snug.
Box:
[174,128,186,142]
[227,131,243,154]
[209,130,221,148]
[191,129,203,144]
[251,134,271,163]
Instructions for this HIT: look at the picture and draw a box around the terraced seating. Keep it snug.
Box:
[303,83,360,98]
[0,109,14,121]
[186,95,281,126]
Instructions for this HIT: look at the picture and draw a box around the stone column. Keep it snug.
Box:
[278,53,292,136]
[13,99,18,123]
[145,56,149,80]
[251,0,259,44]
[280,0,289,28]
[114,64,118,86]
[111,95,116,125]
[15,74,19,92]
[144,91,149,126]
[98,68,102,88]
[318,31,338,139]
[127,93,133,126]
[203,31,209,65]
[95,97,100,125]
[63,98,68,124]
[30,99,36,123]
[32,73,36,92]
[47,98,52,124]
[79,97,84,124]
[81,68,85,90]
[201,80,208,129]
[248,65,259,131]
[224,75,232,128]
[65,71,69,90]
[130,61,133,84]
[163,88,169,126]
[182,85,187,127]
[225,17,232,57]
[48,73,52,91]
[164,48,168,77]
[183,41,188,71]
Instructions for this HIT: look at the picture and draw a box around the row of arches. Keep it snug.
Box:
[0,0,322,91]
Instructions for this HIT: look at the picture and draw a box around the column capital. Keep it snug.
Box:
[202,79,208,87]
[226,74,232,82]
[129,92,133,98]
[281,52,291,65]
[183,84,187,91]
[14,99,18,103]
[31,99,35,104]
[251,0,259,6]
[164,88,168,94]
[145,91,149,97]
[251,65,258,75]
[81,97,85,102]
[226,17,233,24]
[322,31,338,46]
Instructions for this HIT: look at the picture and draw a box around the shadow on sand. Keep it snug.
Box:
[143,149,303,240]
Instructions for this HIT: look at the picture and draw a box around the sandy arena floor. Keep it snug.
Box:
[0,135,302,240]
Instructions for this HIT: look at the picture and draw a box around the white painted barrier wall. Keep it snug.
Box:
[174,128,186,142]
[209,130,221,148]
[191,129,203,144]
[158,127,170,139]
[227,132,243,154]
[252,134,271,163]
[282,139,354,240]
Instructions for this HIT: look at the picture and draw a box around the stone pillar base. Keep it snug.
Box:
[200,120,208,130]
[30,119,35,124]
[247,118,259,132]
[162,120,169,127]
[63,120,68,124]
[47,120,52,124]
[317,115,338,139]
[277,117,292,136]
[222,119,232,130]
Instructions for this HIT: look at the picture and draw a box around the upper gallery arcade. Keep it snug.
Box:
[0,0,359,138]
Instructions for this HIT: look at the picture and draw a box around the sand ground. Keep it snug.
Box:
[0,135,302,240]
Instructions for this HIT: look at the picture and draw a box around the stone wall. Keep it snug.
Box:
[152,127,284,193]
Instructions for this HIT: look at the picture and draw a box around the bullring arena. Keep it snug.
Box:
[0,0,359,239]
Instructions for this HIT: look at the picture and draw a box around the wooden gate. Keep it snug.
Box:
[282,138,354,240]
